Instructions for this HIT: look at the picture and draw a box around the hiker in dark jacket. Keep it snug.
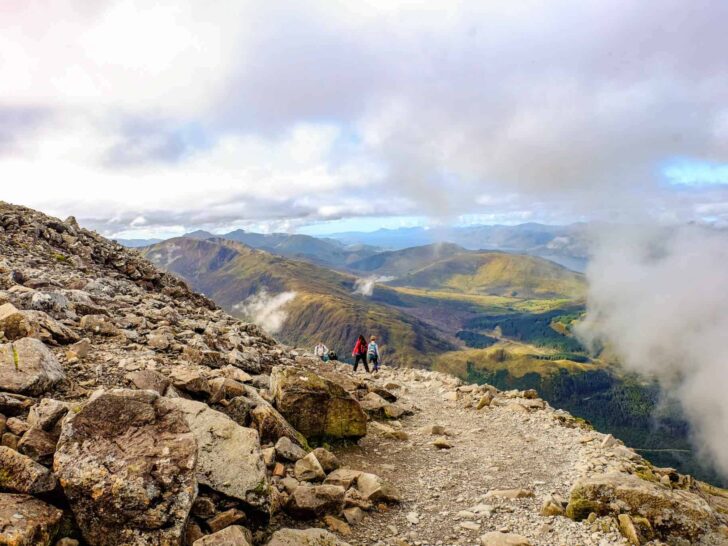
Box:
[352,334,370,373]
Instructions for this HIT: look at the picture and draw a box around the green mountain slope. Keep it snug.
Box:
[348,242,467,276]
[389,250,586,299]
[143,237,454,365]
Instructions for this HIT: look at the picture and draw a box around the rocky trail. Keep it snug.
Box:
[337,367,609,545]
[0,201,727,546]
[323,365,726,546]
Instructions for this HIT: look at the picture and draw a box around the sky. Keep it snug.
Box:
[2,0,728,238]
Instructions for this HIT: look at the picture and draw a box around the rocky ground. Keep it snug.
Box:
[0,201,727,546]
[330,366,728,545]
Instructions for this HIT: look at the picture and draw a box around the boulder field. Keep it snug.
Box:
[0,201,726,546]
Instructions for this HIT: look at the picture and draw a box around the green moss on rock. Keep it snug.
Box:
[271,366,367,441]
[565,498,606,521]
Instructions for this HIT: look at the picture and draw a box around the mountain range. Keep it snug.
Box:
[142,237,456,366]
[130,228,380,271]
[121,222,591,272]
[143,236,587,361]
[326,223,591,272]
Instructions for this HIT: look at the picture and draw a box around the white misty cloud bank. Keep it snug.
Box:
[233,290,297,334]
[577,225,728,476]
[353,276,395,297]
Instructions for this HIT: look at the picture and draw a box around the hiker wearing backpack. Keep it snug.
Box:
[367,335,380,372]
[313,342,329,361]
[351,334,369,373]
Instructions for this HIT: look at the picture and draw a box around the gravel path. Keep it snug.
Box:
[335,367,629,546]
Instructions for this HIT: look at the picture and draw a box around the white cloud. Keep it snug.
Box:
[1,0,728,233]
[577,225,728,475]
[0,115,389,235]
[233,290,297,334]
[353,275,395,297]
[0,0,244,115]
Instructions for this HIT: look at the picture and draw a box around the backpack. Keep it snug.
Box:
[328,350,338,361]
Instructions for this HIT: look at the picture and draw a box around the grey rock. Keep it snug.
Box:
[312,447,340,472]
[193,525,252,546]
[0,338,65,396]
[275,436,307,462]
[294,452,326,482]
[356,472,401,503]
[168,398,270,512]
[18,427,57,464]
[286,485,346,519]
[125,369,170,395]
[324,468,362,490]
[27,398,69,432]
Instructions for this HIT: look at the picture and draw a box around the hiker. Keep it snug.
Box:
[368,335,380,372]
[313,342,329,361]
[351,334,369,373]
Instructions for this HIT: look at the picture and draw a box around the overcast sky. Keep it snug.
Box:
[2,0,728,238]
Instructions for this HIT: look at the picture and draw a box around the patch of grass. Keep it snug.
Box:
[12,345,18,370]
[435,342,597,379]
[53,253,68,262]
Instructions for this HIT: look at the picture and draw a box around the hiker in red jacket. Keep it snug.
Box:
[352,334,370,373]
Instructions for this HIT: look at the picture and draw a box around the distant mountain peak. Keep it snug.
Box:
[183,229,215,240]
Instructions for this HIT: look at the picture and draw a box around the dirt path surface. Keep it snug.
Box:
[335,366,630,546]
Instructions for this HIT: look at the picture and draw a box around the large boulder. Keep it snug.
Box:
[267,528,351,546]
[270,367,366,440]
[168,398,270,513]
[0,303,78,344]
[249,398,308,448]
[0,446,57,494]
[0,493,64,546]
[286,484,346,519]
[53,389,197,546]
[0,338,65,396]
[566,472,717,542]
